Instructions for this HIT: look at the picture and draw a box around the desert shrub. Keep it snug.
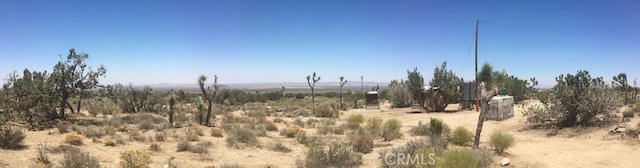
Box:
[293,117,305,128]
[190,141,212,154]
[104,137,116,146]
[74,125,104,138]
[304,143,362,167]
[489,131,515,153]
[451,126,474,146]
[36,143,50,164]
[114,134,127,145]
[154,132,166,142]
[128,129,145,142]
[412,148,436,168]
[119,150,152,168]
[439,147,480,168]
[365,117,383,137]
[271,141,292,153]
[428,118,445,137]
[527,70,619,127]
[314,103,338,118]
[426,62,464,111]
[306,118,319,128]
[383,119,403,141]
[49,144,80,154]
[474,147,494,168]
[64,133,84,146]
[226,127,259,148]
[350,129,374,154]
[264,121,278,131]
[176,140,192,152]
[410,121,430,136]
[247,109,267,120]
[210,128,224,137]
[104,126,117,135]
[0,125,25,149]
[187,130,200,142]
[60,151,100,168]
[273,117,284,123]
[57,122,69,134]
[379,138,430,168]
[138,120,155,131]
[149,143,161,152]
[387,80,412,108]
[280,125,303,138]
[346,114,365,129]
[321,118,337,126]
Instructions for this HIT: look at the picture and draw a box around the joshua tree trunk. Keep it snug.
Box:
[473,85,497,148]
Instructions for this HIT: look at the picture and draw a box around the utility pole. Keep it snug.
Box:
[475,18,479,112]
[361,76,364,109]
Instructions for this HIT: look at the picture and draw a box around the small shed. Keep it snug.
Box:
[365,91,380,110]
[486,95,514,121]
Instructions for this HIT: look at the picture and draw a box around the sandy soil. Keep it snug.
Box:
[1,100,639,168]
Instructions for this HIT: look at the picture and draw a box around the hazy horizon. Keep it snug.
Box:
[1,0,638,87]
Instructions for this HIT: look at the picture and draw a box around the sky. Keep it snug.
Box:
[1,0,638,88]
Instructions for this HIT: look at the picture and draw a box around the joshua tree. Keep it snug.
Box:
[195,96,205,125]
[306,72,321,111]
[281,86,286,98]
[168,91,176,126]
[198,74,219,126]
[339,76,348,110]
[613,73,629,104]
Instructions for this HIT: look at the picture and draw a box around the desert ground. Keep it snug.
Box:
[1,100,639,168]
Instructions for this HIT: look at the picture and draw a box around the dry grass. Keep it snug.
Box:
[64,133,84,146]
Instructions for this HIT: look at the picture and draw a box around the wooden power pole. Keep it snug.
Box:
[475,18,480,112]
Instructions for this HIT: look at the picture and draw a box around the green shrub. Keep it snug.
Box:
[382,119,403,141]
[450,126,474,146]
[60,151,100,168]
[304,143,362,167]
[119,150,152,168]
[387,80,412,108]
[379,138,430,168]
[439,147,480,168]
[0,125,25,149]
[413,148,437,168]
[346,114,365,129]
[489,131,515,153]
[410,121,430,136]
[351,129,373,154]
[428,118,444,136]
[365,117,383,137]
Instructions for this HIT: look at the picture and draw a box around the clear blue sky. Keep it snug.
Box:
[1,0,638,87]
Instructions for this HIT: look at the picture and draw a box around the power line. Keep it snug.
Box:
[461,31,476,78]
[479,20,636,39]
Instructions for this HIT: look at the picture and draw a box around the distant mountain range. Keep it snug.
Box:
[141,82,389,93]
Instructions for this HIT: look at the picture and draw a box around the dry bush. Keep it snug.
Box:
[138,120,155,131]
[314,103,338,118]
[264,120,278,132]
[128,129,145,142]
[149,143,161,152]
[280,125,303,138]
[73,125,104,138]
[293,117,305,128]
[474,147,494,168]
[176,140,192,152]
[64,133,84,146]
[187,129,200,142]
[190,141,212,154]
[155,132,166,142]
[346,114,365,129]
[104,126,117,135]
[379,138,430,168]
[36,143,50,164]
[119,150,152,168]
[295,130,307,145]
[410,121,430,136]
[49,144,80,154]
[306,118,319,128]
[273,117,284,123]
[57,122,69,134]
[382,119,403,141]
[350,129,374,154]
[489,131,515,153]
[210,128,224,137]
[304,143,362,167]
[271,141,292,153]
[365,117,383,137]
[0,125,25,149]
[451,126,474,146]
[439,147,480,168]
[103,137,116,146]
[60,151,100,168]
[226,127,259,148]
